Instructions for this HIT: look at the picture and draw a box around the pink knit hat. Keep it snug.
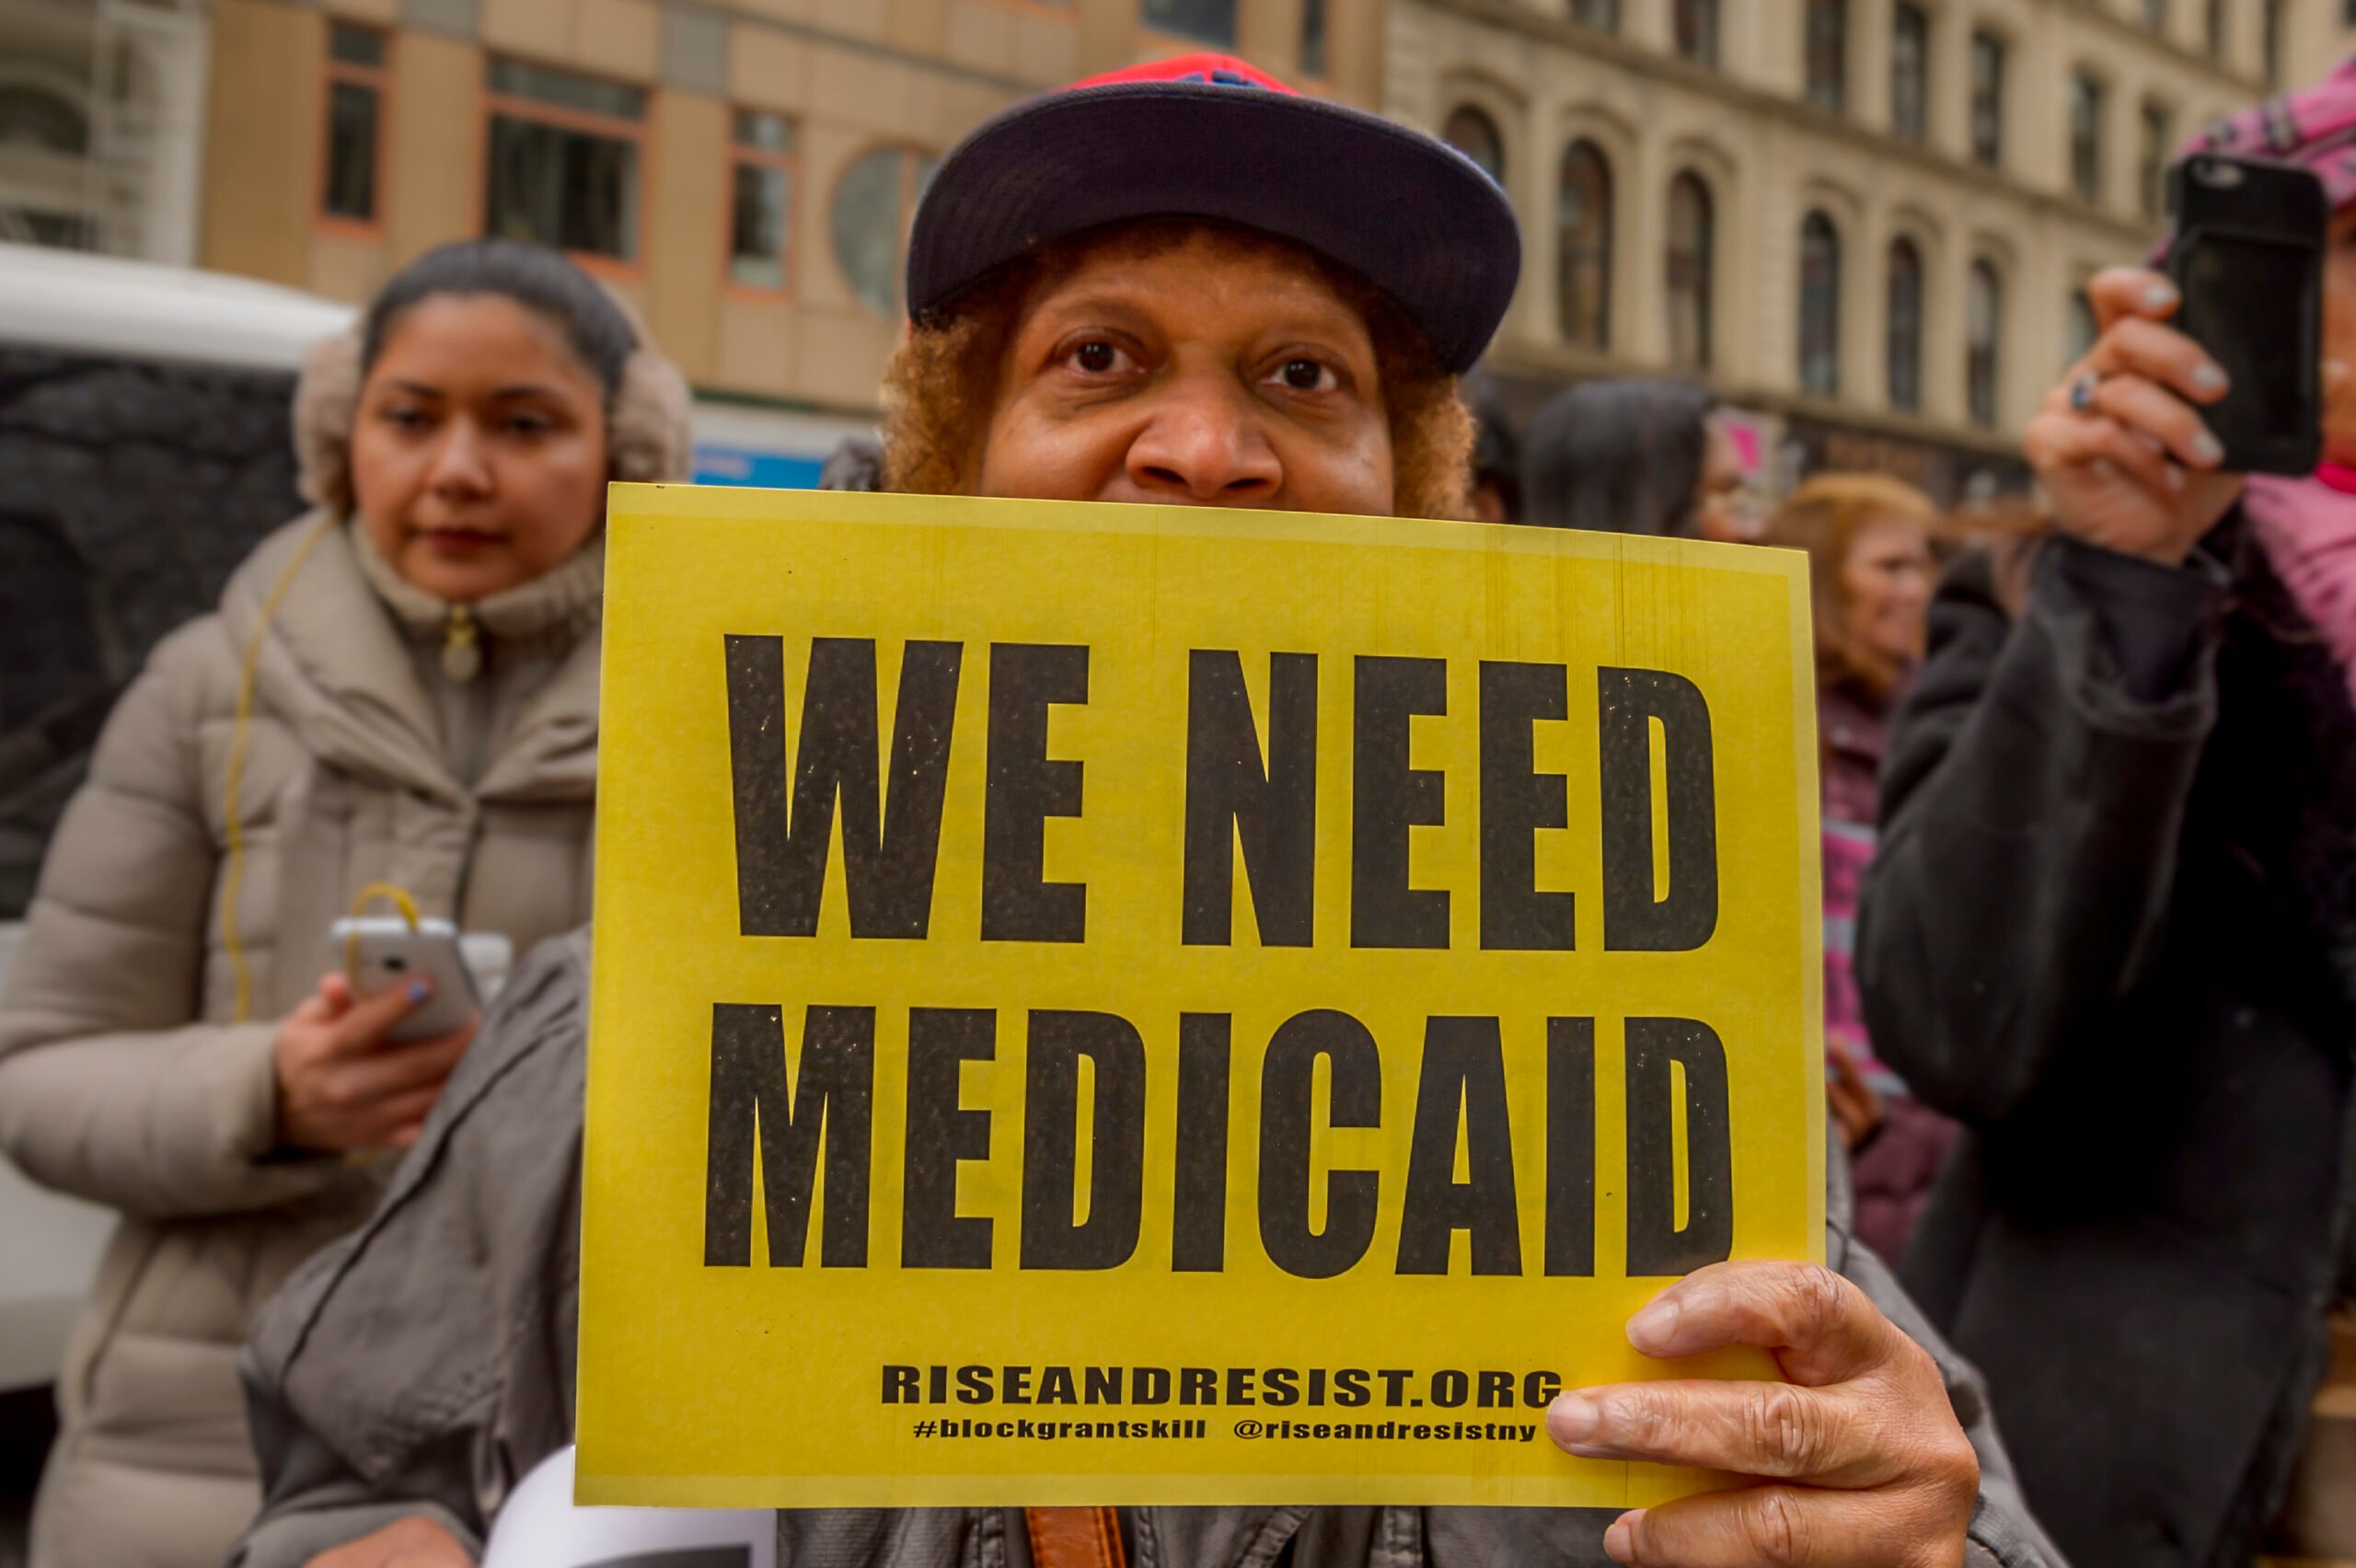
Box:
[2185,56,2356,212]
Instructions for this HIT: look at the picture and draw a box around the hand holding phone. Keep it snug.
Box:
[2027,268,2246,565]
[329,916,482,1043]
[272,967,479,1153]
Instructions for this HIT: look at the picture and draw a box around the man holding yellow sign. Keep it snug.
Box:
[234,56,2050,1568]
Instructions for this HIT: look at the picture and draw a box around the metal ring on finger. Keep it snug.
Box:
[2068,370,2102,414]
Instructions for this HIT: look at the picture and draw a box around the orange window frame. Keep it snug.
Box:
[480,71,651,282]
[723,113,797,299]
[315,24,390,239]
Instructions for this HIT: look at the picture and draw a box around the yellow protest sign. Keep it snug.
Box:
[578,486,1823,1511]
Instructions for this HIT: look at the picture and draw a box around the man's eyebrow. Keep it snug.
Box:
[380,379,445,398]
[1022,288,1158,329]
[1027,289,1369,346]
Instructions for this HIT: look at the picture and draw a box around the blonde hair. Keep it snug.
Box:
[880,220,1474,519]
[1761,473,1939,695]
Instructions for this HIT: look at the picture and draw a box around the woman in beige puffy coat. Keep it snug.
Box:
[0,239,689,1568]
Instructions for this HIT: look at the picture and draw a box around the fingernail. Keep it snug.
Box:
[1603,1511,1644,1564]
[2165,464,2189,492]
[1627,1297,1681,1353]
[2193,432,2225,466]
[2144,280,2179,310]
[1547,1392,1600,1447]
[408,980,431,1004]
[2192,363,2229,395]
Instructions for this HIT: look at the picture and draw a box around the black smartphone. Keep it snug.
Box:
[2165,153,2327,476]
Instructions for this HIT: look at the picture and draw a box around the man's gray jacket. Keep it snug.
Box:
[228,934,2065,1568]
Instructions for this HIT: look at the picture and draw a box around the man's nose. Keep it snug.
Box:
[425,420,494,497]
[1124,373,1282,503]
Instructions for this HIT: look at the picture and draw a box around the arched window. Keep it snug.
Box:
[832,146,933,317]
[1799,210,1842,397]
[0,82,90,155]
[2069,70,2106,204]
[2140,99,2175,222]
[1665,171,1713,369]
[1968,259,2004,427]
[1443,105,1505,184]
[1557,140,1613,349]
[1887,237,1923,411]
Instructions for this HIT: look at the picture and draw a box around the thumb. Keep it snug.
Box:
[326,974,433,1051]
[317,970,356,1014]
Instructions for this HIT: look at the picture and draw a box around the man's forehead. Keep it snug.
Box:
[1018,225,1373,329]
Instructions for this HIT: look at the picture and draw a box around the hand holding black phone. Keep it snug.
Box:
[2165,153,2327,476]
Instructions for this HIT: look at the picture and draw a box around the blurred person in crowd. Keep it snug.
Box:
[1859,60,2356,1567]
[1463,377,1520,523]
[227,56,2052,1568]
[1760,476,1954,1264]
[0,238,690,1568]
[1521,378,1754,540]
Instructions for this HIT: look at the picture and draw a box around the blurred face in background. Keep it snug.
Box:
[1840,511,1936,671]
[1692,419,1753,542]
[349,294,610,603]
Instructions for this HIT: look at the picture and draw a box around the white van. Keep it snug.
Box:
[0,243,352,1400]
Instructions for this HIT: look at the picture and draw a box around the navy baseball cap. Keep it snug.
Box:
[905,54,1522,376]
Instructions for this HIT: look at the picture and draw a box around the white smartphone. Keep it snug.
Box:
[326,917,482,1043]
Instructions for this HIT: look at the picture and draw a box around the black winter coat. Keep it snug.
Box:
[1858,525,2356,1568]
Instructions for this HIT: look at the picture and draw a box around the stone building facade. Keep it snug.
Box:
[186,0,1378,413]
[1386,0,2294,499]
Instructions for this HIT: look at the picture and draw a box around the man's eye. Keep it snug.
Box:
[380,407,430,431]
[1273,358,1336,392]
[1070,340,1124,374]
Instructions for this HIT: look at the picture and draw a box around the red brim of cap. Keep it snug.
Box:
[905,81,1522,376]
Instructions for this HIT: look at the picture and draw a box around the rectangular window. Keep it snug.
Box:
[1969,31,2005,167]
[1141,0,1236,46]
[2140,100,2175,223]
[1674,0,1719,66]
[2207,0,2226,58]
[1807,0,1849,116]
[483,59,645,264]
[2343,0,2355,26]
[2267,0,2286,87]
[2070,71,2107,207]
[320,22,386,225]
[2146,0,2170,30]
[1890,3,1929,144]
[729,110,792,292]
[1300,0,1328,78]
[1569,0,1620,29]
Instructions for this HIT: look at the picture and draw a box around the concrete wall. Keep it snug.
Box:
[200,0,321,286]
[195,0,1382,414]
[1388,0,2265,456]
